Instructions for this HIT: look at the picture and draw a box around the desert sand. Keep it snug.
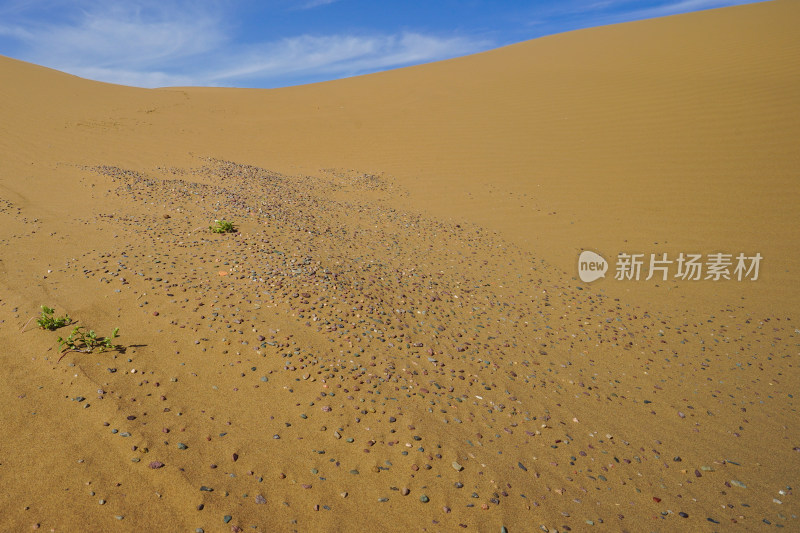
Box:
[0,1,798,531]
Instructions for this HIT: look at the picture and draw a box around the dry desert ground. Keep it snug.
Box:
[0,1,798,531]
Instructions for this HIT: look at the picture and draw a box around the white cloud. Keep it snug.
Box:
[0,0,491,88]
[17,3,225,68]
[0,23,35,40]
[299,0,340,9]
[207,32,489,85]
[629,0,768,19]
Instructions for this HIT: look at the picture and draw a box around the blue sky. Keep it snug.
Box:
[0,0,766,88]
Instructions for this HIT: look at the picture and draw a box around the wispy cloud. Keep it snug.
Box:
[0,0,228,85]
[298,0,340,9]
[625,0,768,19]
[40,8,225,68]
[523,0,766,30]
[208,32,490,85]
[0,0,490,88]
[0,23,35,41]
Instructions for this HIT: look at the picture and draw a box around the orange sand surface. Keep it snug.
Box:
[0,1,798,531]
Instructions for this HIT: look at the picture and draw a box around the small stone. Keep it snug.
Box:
[420,495,429,503]
[223,515,232,523]
[452,461,463,471]
[149,461,165,469]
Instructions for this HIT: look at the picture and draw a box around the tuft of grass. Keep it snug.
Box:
[57,326,120,357]
[209,219,236,233]
[36,305,72,330]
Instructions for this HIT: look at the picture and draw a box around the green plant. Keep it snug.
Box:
[57,325,120,356]
[36,305,72,330]
[209,219,236,233]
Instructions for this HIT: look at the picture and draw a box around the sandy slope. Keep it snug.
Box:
[0,1,798,531]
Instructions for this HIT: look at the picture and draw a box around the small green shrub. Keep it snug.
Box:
[58,325,120,354]
[37,306,72,330]
[210,219,236,233]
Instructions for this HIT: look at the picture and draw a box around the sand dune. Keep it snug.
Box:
[0,1,798,531]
